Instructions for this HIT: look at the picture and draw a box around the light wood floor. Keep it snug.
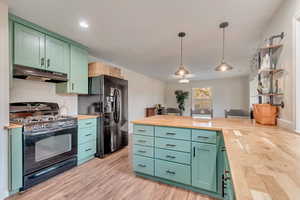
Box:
[7,148,215,200]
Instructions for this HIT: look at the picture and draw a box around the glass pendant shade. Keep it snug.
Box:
[215,22,233,72]
[174,32,191,78]
[175,65,190,76]
[215,61,233,72]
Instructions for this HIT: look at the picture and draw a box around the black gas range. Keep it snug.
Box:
[10,102,78,190]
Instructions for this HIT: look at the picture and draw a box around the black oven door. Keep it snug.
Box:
[23,126,78,175]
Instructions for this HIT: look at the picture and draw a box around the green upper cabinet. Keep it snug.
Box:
[192,142,217,192]
[69,45,88,94]
[56,44,88,94]
[45,36,69,74]
[14,23,45,69]
[14,22,70,74]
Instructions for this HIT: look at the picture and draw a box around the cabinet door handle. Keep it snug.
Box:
[138,164,146,168]
[166,132,176,135]
[137,140,146,143]
[41,58,45,66]
[166,170,176,175]
[72,83,74,91]
[166,144,176,147]
[193,146,196,157]
[138,150,146,153]
[166,155,176,159]
[138,129,146,132]
[85,148,92,152]
[85,134,92,136]
[197,136,209,139]
[47,59,50,68]
[85,122,92,125]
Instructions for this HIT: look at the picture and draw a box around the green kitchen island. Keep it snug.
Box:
[131,115,234,200]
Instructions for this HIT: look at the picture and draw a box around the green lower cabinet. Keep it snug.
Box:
[77,118,97,165]
[155,148,190,165]
[132,125,235,199]
[155,160,191,185]
[133,155,154,176]
[191,142,217,192]
[8,128,23,194]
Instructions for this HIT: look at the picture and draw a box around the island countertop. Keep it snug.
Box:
[132,115,300,200]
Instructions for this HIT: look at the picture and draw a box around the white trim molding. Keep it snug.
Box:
[293,11,300,133]
[0,190,9,200]
[277,118,294,131]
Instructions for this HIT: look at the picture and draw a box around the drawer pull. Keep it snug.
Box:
[138,129,146,132]
[85,134,92,136]
[138,150,146,153]
[166,144,176,147]
[137,140,146,143]
[166,170,176,175]
[197,136,209,139]
[166,132,176,135]
[166,155,176,159]
[138,164,146,168]
[85,122,92,125]
[85,148,92,152]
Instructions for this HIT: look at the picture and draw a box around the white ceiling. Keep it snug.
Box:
[6,0,283,81]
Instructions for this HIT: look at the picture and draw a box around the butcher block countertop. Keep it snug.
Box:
[132,115,300,200]
[76,115,99,120]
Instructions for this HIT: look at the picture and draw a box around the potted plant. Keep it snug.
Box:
[175,90,189,116]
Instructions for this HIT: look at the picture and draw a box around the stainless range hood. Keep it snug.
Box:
[13,65,68,83]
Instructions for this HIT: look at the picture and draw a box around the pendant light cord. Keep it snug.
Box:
[180,37,183,65]
[222,27,225,62]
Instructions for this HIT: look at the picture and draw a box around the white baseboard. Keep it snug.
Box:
[277,118,294,131]
[295,129,300,134]
[0,190,9,200]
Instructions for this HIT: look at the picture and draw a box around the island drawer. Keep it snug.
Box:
[78,118,97,129]
[155,160,191,185]
[133,125,154,136]
[78,126,97,145]
[155,138,191,153]
[133,155,154,176]
[192,129,217,144]
[155,126,191,140]
[133,135,154,147]
[155,148,190,165]
[133,145,154,158]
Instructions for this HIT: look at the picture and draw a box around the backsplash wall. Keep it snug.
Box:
[10,79,78,115]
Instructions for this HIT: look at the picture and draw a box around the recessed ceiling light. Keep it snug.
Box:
[79,21,89,28]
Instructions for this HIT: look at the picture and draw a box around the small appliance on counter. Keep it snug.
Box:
[9,102,78,190]
[78,75,128,157]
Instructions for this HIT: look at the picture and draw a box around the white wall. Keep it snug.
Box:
[261,0,300,130]
[89,56,166,132]
[165,76,249,117]
[0,2,9,199]
[10,79,78,115]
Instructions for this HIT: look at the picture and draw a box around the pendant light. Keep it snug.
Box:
[178,75,190,84]
[215,22,233,72]
[175,32,191,77]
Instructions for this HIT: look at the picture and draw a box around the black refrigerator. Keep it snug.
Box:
[78,75,128,157]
